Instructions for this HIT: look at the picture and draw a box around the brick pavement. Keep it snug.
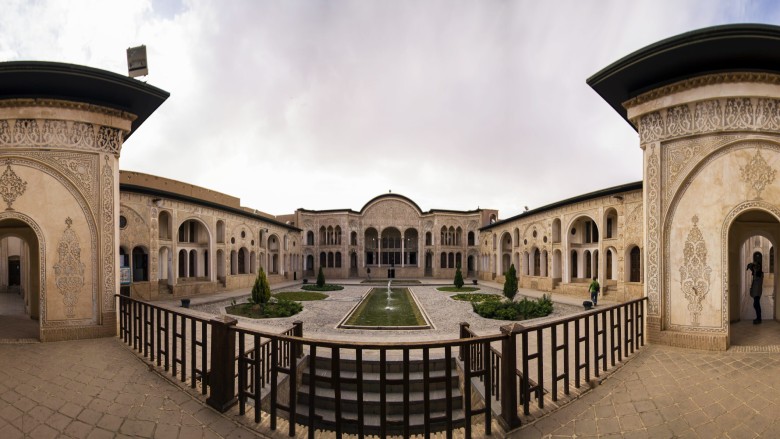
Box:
[0,338,267,439]
[511,342,780,438]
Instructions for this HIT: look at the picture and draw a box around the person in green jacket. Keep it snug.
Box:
[589,277,600,306]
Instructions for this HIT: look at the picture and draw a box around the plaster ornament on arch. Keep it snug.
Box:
[740,149,776,200]
[0,161,27,210]
[54,217,85,319]
[679,215,712,326]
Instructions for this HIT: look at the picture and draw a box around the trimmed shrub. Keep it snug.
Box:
[301,284,344,292]
[317,267,326,288]
[473,294,553,321]
[454,265,464,289]
[274,292,328,301]
[451,293,503,303]
[250,267,271,305]
[503,264,518,300]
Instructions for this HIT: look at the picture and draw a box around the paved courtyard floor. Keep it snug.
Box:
[0,338,267,439]
[2,282,780,438]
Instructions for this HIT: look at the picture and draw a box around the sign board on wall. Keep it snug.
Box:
[120,267,132,286]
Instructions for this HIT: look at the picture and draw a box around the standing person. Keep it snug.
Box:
[589,277,600,306]
[747,262,763,324]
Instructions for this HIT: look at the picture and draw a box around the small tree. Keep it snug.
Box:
[251,266,271,307]
[454,265,464,289]
[503,264,518,300]
[317,267,326,288]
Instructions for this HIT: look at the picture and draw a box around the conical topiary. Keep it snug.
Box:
[251,266,271,306]
[317,267,326,288]
[454,265,464,289]
[503,264,518,300]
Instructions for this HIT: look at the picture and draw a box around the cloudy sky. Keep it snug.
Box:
[2,1,779,218]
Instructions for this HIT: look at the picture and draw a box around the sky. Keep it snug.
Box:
[2,0,780,218]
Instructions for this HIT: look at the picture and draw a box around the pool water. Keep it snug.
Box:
[342,288,429,328]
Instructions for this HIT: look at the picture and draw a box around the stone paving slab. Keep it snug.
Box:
[0,337,269,438]
[511,343,780,438]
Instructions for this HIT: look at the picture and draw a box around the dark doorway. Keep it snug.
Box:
[8,257,20,286]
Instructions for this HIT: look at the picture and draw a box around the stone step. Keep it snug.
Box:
[311,355,455,374]
[297,386,462,415]
[302,368,458,393]
[293,403,466,436]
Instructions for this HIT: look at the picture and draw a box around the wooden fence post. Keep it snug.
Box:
[500,323,523,429]
[459,322,470,360]
[206,315,238,412]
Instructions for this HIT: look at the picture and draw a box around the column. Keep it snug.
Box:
[401,233,405,268]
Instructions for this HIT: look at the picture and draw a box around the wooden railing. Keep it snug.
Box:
[117,294,647,438]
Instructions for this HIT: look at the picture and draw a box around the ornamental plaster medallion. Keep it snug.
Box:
[54,217,85,318]
[0,161,27,210]
[740,149,776,200]
[679,216,711,326]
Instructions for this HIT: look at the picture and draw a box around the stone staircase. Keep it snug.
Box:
[295,355,466,435]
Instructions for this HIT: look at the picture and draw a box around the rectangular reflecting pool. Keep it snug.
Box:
[339,287,432,330]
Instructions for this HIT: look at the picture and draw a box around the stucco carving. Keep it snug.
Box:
[740,149,776,200]
[48,153,96,198]
[724,98,754,129]
[663,140,780,333]
[663,134,742,206]
[119,205,149,250]
[54,217,85,318]
[363,199,420,227]
[637,97,780,144]
[0,119,123,156]
[679,216,711,326]
[756,98,780,130]
[693,100,722,133]
[646,146,660,315]
[666,104,692,137]
[624,203,643,245]
[102,156,115,311]
[626,72,780,108]
[0,161,27,210]
[0,156,99,327]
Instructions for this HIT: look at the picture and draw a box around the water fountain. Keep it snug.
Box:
[340,278,431,329]
[385,279,393,310]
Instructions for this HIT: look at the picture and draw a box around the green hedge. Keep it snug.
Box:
[473,295,553,321]
[451,293,502,303]
[301,284,344,292]
[437,286,479,293]
[226,299,303,318]
[274,292,328,301]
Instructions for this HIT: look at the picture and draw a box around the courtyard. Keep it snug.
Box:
[1,281,779,438]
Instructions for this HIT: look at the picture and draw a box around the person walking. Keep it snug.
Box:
[747,262,763,324]
[589,277,600,306]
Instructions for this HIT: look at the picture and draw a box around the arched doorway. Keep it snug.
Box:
[349,251,358,277]
[727,209,780,346]
[0,218,41,341]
